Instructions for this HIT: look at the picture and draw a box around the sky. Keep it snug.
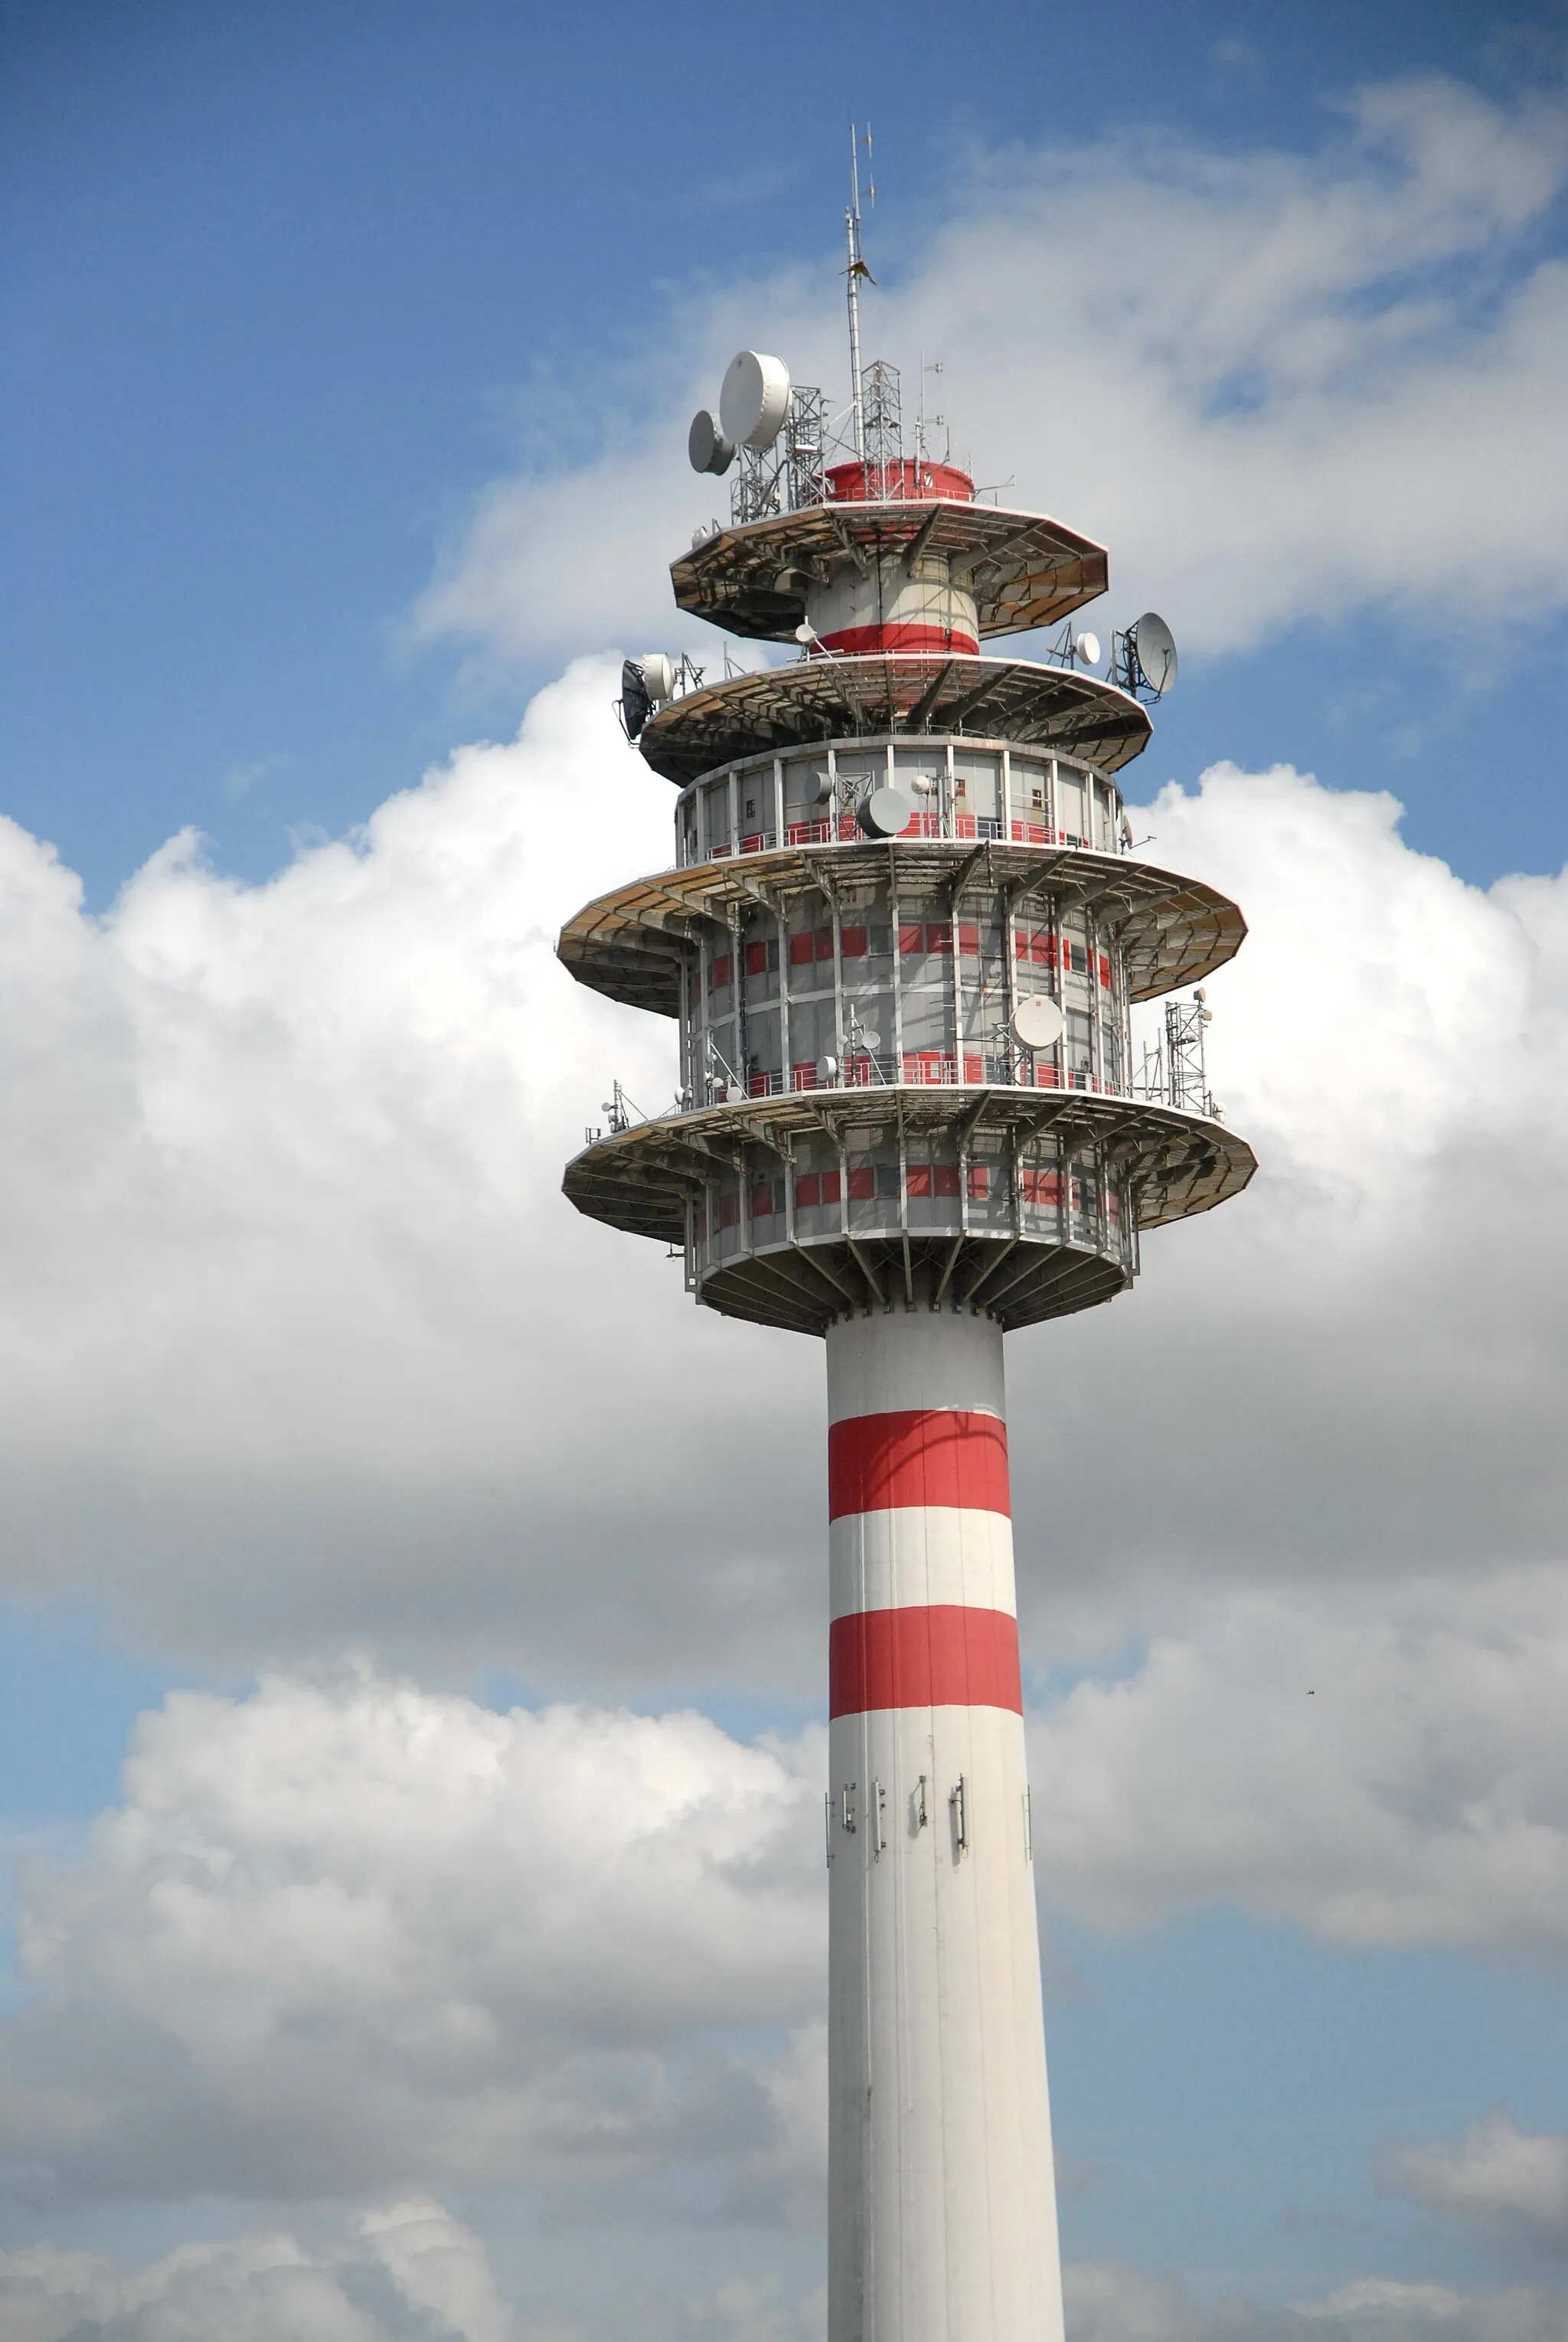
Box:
[2,2,1568,2337]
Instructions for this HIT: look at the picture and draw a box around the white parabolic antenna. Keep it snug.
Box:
[640,653,676,702]
[688,409,736,475]
[857,1027,883,1054]
[720,350,792,449]
[1131,611,1178,694]
[1012,996,1064,1051]
[861,787,916,838]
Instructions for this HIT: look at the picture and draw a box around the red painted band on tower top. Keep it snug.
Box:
[816,622,980,658]
[828,1409,1011,1521]
[830,1602,1023,1716]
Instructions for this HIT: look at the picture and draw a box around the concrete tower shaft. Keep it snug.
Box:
[827,1310,1060,2342]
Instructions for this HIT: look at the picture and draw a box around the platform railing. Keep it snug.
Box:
[694,1057,1119,1111]
[681,808,1116,869]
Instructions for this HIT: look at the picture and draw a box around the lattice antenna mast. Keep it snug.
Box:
[846,122,874,463]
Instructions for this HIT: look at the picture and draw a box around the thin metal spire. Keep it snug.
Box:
[845,122,875,465]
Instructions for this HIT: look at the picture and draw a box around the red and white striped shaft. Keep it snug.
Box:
[826,1310,1064,2342]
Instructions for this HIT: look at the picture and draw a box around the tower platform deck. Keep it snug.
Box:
[558,839,1246,1017]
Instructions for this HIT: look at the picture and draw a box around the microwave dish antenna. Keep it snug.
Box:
[1130,612,1178,696]
[688,410,736,476]
[640,653,677,704]
[1073,631,1101,668]
[861,786,916,838]
[618,659,652,742]
[720,351,792,450]
[1012,996,1065,1052]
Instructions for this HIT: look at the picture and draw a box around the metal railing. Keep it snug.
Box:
[682,809,1112,869]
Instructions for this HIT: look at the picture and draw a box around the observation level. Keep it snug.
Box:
[556,161,1255,2342]
[560,463,1253,1330]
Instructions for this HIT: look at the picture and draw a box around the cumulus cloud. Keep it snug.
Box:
[0,1671,824,2209]
[8,1624,1568,2233]
[0,664,1565,1692]
[1382,2110,1568,2260]
[0,652,828,1685]
[1028,1570,1568,1954]
[413,71,1568,669]
[0,2199,514,2342]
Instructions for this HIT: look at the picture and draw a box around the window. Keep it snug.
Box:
[750,1181,778,1219]
[841,926,867,959]
[966,1164,990,1200]
[710,953,733,990]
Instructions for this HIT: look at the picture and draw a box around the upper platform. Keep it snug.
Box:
[639,653,1151,786]
[671,497,1108,646]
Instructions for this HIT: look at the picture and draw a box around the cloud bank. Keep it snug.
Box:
[0,670,1563,1689]
[0,2200,515,2342]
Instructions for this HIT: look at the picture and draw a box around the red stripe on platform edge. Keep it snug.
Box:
[828,1409,1010,1521]
[829,1605,1023,1716]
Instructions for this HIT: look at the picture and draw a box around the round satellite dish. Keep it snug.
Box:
[1012,996,1064,1051]
[720,351,792,449]
[619,658,652,742]
[795,620,816,645]
[910,774,939,795]
[861,786,916,838]
[640,652,676,703]
[857,1027,883,1054]
[688,409,736,475]
[817,1055,839,1085]
[812,773,835,804]
[1131,611,1178,695]
[1073,630,1101,668]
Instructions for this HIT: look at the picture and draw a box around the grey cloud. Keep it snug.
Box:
[1066,2260,1568,2340]
[0,2200,514,2342]
[1382,2111,1568,2260]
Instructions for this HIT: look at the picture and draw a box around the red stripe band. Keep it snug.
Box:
[829,1604,1022,1716]
[828,1409,1010,1521]
[818,622,980,657]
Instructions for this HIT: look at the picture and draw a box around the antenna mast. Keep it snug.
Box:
[846,122,873,464]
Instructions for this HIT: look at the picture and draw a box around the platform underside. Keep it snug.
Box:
[557,839,1247,1017]
[706,1227,1129,1334]
[562,1086,1255,1336]
[671,498,1108,643]
[638,655,1151,786]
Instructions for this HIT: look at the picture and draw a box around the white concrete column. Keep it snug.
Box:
[825,1308,1063,2342]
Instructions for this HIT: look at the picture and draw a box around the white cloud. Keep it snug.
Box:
[0,1671,824,2208]
[413,72,1568,670]
[1028,1572,1568,1953]
[1382,2110,1568,2259]
[0,2199,513,2342]
[0,668,1565,1694]
[0,652,828,1686]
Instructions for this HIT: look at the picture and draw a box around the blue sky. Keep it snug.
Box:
[4,5,1568,2339]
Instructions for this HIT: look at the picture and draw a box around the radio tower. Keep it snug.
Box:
[560,147,1253,2342]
